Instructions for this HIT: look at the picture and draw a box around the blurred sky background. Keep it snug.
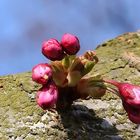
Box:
[0,0,140,76]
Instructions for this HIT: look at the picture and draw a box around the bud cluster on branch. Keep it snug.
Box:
[32,33,140,124]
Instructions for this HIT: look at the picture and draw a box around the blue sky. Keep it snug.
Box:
[0,0,140,75]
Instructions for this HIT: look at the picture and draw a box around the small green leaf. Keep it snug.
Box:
[83,61,95,75]
[62,56,70,69]
[69,57,84,72]
[67,71,82,87]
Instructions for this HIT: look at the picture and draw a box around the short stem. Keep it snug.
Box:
[103,79,120,87]
[106,87,120,97]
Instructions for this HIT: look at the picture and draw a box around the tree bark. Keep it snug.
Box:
[0,32,140,140]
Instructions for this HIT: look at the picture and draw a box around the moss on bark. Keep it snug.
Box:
[1,32,140,139]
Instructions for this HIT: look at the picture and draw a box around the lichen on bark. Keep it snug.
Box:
[1,32,140,139]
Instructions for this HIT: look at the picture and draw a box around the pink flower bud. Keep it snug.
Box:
[36,83,58,110]
[123,101,140,124]
[61,33,80,55]
[104,79,140,124]
[120,84,140,108]
[128,112,140,124]
[104,80,140,108]
[42,39,65,61]
[32,63,52,85]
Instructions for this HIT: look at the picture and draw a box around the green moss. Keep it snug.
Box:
[26,137,35,140]
[14,127,30,137]
[1,32,140,139]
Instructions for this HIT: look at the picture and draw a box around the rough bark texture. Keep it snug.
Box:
[1,32,140,140]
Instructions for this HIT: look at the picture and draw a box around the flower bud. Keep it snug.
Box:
[104,79,140,124]
[61,33,80,55]
[32,63,52,85]
[104,80,140,108]
[120,84,140,108]
[36,83,58,110]
[123,101,140,124]
[128,113,140,124]
[42,39,65,61]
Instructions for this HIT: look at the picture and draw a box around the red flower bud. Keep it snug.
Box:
[104,79,140,124]
[120,84,140,108]
[36,83,58,110]
[123,101,140,124]
[42,39,65,61]
[104,80,140,108]
[32,63,52,85]
[61,33,80,55]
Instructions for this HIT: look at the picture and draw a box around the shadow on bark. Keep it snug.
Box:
[57,104,121,140]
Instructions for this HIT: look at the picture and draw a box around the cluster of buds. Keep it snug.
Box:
[32,33,140,124]
[32,33,106,110]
